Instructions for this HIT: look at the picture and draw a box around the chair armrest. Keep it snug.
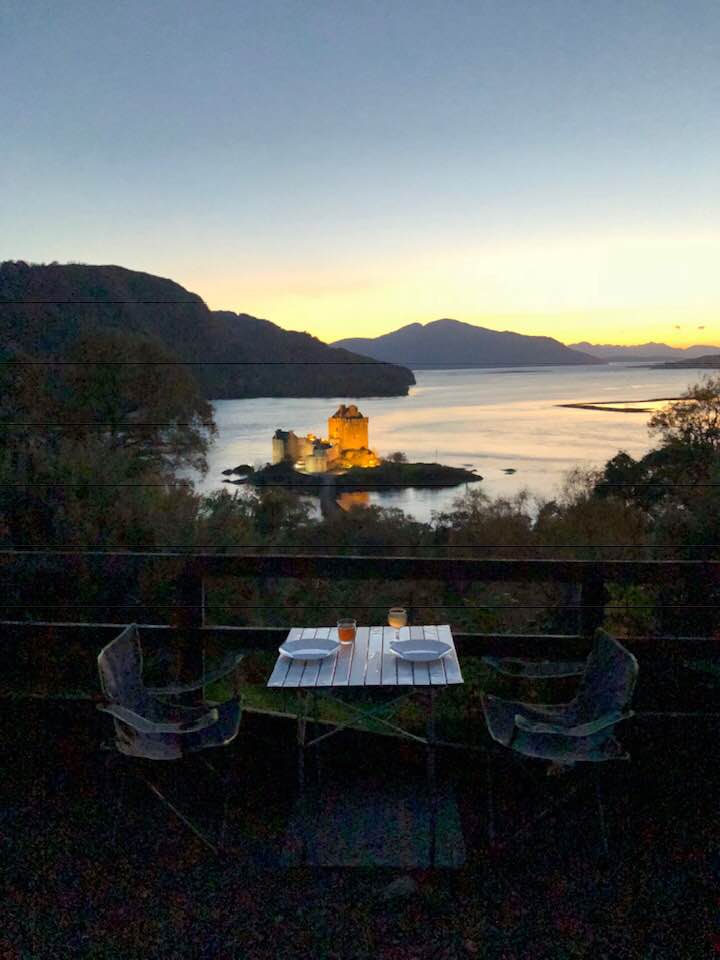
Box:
[514,709,634,737]
[483,656,586,679]
[147,652,244,695]
[97,701,219,734]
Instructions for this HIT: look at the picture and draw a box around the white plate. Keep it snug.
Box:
[279,636,341,661]
[390,638,452,663]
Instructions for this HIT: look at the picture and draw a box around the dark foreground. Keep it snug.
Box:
[1,701,718,959]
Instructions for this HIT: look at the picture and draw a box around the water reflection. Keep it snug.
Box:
[337,491,371,512]
[195,364,704,522]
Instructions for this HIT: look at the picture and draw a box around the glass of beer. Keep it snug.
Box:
[337,618,356,644]
[388,606,407,641]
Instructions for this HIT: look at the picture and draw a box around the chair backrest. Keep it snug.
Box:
[572,630,639,723]
[98,624,242,762]
[98,624,189,759]
[97,624,147,710]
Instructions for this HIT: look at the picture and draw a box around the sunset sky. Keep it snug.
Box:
[4,1,719,346]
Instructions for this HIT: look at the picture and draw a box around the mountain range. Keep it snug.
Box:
[10,263,709,393]
[0,262,415,399]
[569,341,719,361]
[333,319,602,368]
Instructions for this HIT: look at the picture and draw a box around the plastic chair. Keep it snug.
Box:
[97,624,243,852]
[481,629,638,856]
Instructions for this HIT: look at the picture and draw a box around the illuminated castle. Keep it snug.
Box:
[327,404,368,449]
[272,405,379,473]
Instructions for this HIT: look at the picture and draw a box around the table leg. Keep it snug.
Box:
[312,689,322,789]
[296,689,310,865]
[297,689,308,793]
[486,756,496,847]
[426,688,437,869]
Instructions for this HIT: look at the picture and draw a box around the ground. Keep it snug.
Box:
[1,700,718,959]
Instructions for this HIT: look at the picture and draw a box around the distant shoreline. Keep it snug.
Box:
[650,355,720,371]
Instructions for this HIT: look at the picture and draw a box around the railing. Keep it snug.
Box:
[2,549,719,736]
[1,550,718,661]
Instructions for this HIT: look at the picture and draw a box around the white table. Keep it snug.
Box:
[267,624,464,866]
[267,624,463,690]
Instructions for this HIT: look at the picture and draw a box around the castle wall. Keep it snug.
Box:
[328,414,368,451]
[271,436,287,464]
[273,431,316,463]
[294,436,315,460]
[304,451,328,473]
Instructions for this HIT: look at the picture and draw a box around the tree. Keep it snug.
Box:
[593,378,720,514]
[649,376,720,453]
[57,330,216,474]
[386,451,408,463]
[0,331,216,548]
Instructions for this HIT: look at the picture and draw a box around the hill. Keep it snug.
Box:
[333,319,603,368]
[0,261,415,399]
[650,354,720,370]
[570,341,719,362]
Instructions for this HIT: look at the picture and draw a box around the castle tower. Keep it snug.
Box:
[328,404,369,451]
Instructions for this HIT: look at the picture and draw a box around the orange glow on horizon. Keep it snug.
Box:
[178,230,720,349]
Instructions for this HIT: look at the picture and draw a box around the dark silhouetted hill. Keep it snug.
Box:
[333,318,603,368]
[0,262,415,399]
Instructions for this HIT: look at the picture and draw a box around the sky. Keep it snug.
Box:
[3,0,720,346]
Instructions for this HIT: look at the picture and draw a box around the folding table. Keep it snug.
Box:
[267,624,464,865]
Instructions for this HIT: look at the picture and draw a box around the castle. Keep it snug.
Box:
[272,404,380,474]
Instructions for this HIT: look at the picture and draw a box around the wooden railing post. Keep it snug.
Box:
[176,560,204,630]
[174,560,205,687]
[580,571,606,637]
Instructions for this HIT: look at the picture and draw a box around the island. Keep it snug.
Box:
[221,403,482,493]
[556,396,682,414]
[250,458,482,491]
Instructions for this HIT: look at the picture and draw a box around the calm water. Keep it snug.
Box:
[194,364,704,521]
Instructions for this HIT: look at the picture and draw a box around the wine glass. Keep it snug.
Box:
[388,606,407,642]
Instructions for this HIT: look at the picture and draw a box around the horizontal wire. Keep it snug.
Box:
[0,360,681,368]
[0,360,405,366]
[0,299,204,304]
[592,483,720,487]
[0,481,718,488]
[0,603,715,609]
[0,482,193,487]
[0,482,475,488]
[0,423,211,428]
[0,543,711,550]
